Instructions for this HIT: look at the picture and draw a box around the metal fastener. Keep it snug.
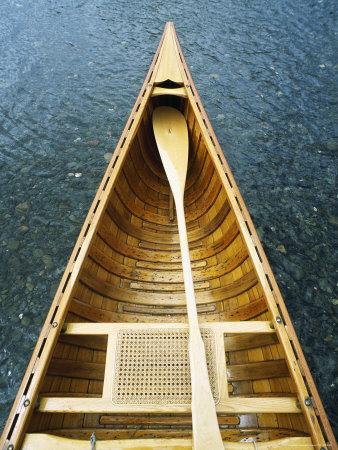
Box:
[23,399,30,407]
[304,397,312,407]
[52,321,58,328]
[90,432,96,450]
[276,316,282,324]
[7,445,14,450]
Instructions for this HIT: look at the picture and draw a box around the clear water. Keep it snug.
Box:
[0,0,337,437]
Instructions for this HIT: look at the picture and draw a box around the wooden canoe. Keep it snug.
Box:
[1,22,335,450]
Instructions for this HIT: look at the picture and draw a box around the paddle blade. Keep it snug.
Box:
[189,332,224,450]
[152,106,189,198]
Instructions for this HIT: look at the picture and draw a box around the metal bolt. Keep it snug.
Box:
[276,316,282,324]
[23,399,30,407]
[90,432,96,450]
[52,321,58,328]
[7,445,14,450]
[304,397,312,407]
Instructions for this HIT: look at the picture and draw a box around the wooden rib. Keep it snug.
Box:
[121,303,216,315]
[223,334,278,352]
[121,151,221,212]
[227,360,289,382]
[129,149,169,195]
[48,359,104,381]
[58,335,107,352]
[128,280,210,292]
[99,414,239,426]
[135,260,207,270]
[115,176,223,226]
[48,357,280,387]
[98,219,240,263]
[79,268,258,306]
[137,128,167,180]
[89,244,249,285]
[69,296,266,323]
[106,202,230,245]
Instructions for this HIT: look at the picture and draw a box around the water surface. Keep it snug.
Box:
[0,0,337,436]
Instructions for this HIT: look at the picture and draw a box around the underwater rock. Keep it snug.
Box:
[25,282,34,292]
[42,255,54,270]
[87,139,99,147]
[318,278,333,294]
[7,239,20,251]
[277,244,287,254]
[328,215,338,226]
[21,316,31,326]
[326,138,338,152]
[15,202,29,214]
[19,225,29,234]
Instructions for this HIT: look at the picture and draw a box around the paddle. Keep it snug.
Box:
[153,106,223,450]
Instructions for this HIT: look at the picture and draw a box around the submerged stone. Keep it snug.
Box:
[19,225,29,234]
[87,139,99,147]
[7,239,20,251]
[326,138,338,152]
[15,202,29,214]
[318,279,333,294]
[42,255,54,270]
[277,244,286,254]
[328,215,338,226]
[25,282,34,292]
[21,316,31,326]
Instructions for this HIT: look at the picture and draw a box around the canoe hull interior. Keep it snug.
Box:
[1,22,335,450]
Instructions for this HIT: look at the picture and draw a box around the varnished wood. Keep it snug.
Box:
[153,105,223,448]
[99,414,240,426]
[152,86,188,98]
[21,434,314,450]
[1,21,335,450]
[38,396,301,414]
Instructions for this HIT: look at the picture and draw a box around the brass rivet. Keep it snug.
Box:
[276,316,282,324]
[7,445,14,450]
[23,399,30,407]
[52,321,58,328]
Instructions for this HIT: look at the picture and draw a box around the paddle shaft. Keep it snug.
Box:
[152,106,223,449]
[174,193,224,450]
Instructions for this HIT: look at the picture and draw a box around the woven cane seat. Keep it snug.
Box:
[111,328,219,406]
